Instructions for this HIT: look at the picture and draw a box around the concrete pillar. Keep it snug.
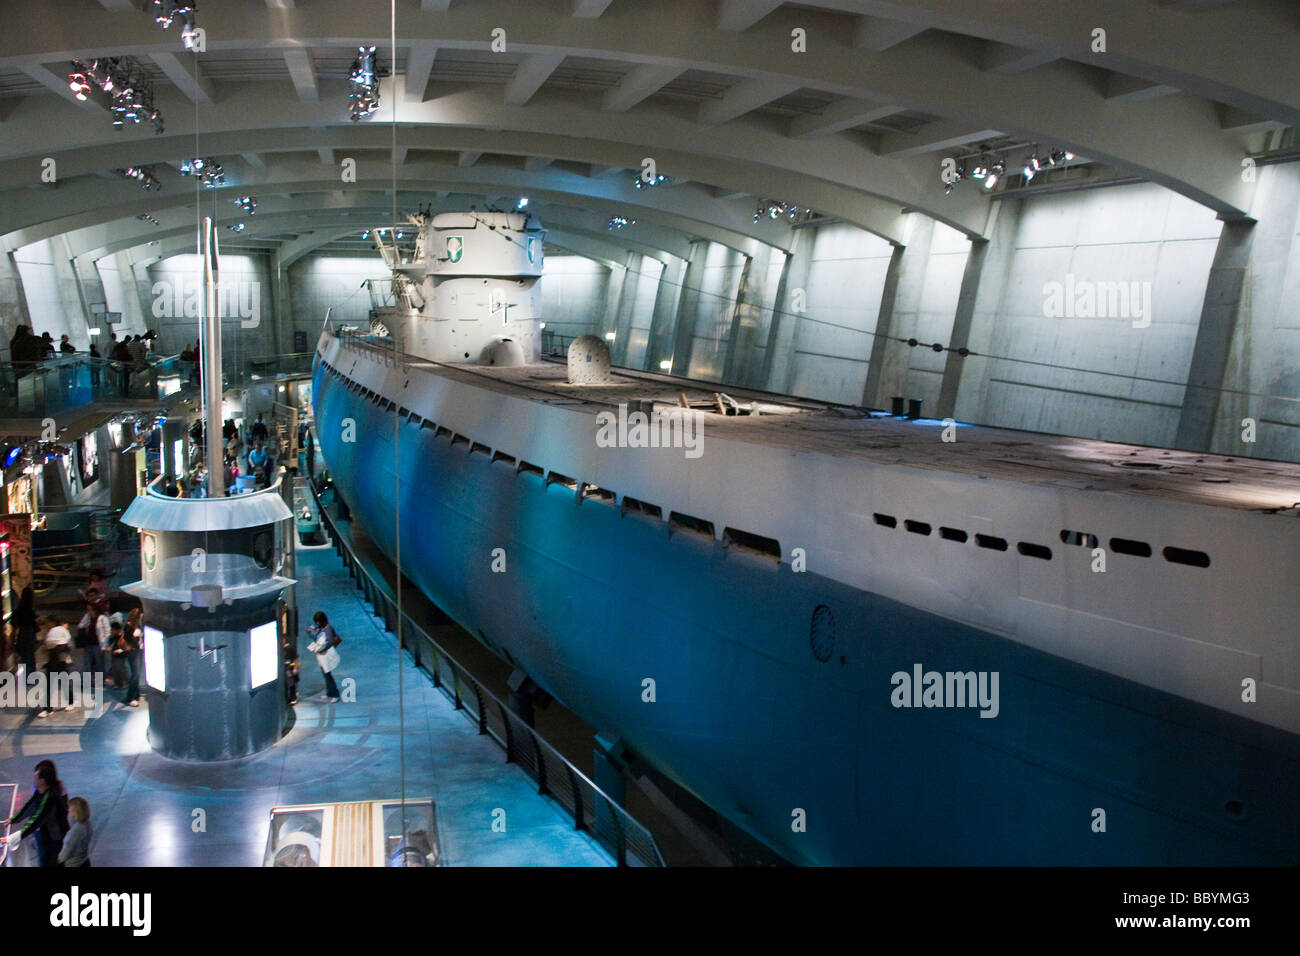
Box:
[1206,164,1300,460]
[69,253,103,351]
[1173,218,1257,453]
[950,198,1024,425]
[610,253,642,366]
[936,237,989,419]
[862,215,937,410]
[0,245,33,360]
[600,254,632,343]
[665,240,710,377]
[763,228,813,394]
[271,253,287,359]
[722,247,775,388]
[644,255,687,372]
[111,252,148,337]
[860,243,906,408]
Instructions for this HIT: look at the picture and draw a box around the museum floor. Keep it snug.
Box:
[0,544,612,867]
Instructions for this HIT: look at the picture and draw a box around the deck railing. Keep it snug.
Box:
[309,479,666,867]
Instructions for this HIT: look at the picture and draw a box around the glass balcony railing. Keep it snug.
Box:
[0,354,198,417]
[243,352,316,381]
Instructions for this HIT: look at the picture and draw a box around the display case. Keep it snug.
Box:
[263,798,439,867]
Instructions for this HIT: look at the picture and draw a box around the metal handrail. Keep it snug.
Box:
[0,783,17,867]
[309,479,666,867]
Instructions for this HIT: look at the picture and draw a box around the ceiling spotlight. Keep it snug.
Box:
[1029,152,1042,172]
[76,57,164,135]
[234,195,257,214]
[349,45,381,122]
[180,157,224,187]
[516,197,529,210]
[1022,162,1036,183]
[120,166,162,191]
[632,173,668,189]
[984,166,1001,190]
[227,222,246,233]
[753,200,803,222]
[607,216,636,230]
[971,164,988,181]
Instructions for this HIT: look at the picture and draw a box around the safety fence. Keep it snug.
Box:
[0,354,194,418]
[310,483,666,867]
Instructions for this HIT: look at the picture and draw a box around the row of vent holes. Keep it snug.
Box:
[338,367,1214,569]
[875,513,1210,567]
[352,366,785,562]
[333,369,1212,569]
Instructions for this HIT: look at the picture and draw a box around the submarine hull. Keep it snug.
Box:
[313,352,1300,866]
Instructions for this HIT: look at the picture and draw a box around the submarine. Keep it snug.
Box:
[312,209,1300,865]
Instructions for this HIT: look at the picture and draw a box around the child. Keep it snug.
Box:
[58,797,92,867]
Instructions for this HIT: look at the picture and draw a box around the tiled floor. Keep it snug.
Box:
[0,544,611,867]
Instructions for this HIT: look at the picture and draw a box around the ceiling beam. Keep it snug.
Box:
[1218,106,1285,134]
[421,0,452,9]
[457,150,482,167]
[523,156,553,171]
[404,42,437,104]
[317,147,334,165]
[16,62,97,109]
[283,48,318,104]
[96,0,137,9]
[789,99,904,138]
[242,153,266,168]
[571,0,615,16]
[715,0,784,32]
[150,52,215,105]
[980,41,1055,75]
[503,52,566,106]
[0,87,978,241]
[277,228,365,268]
[1105,73,1179,102]
[23,163,774,261]
[853,15,926,51]
[698,77,800,125]
[602,63,683,113]
[876,120,1003,158]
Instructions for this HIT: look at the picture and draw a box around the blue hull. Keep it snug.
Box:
[313,358,1300,865]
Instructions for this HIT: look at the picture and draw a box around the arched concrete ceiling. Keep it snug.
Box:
[75,195,695,269]
[0,0,1293,265]
[2,158,791,256]
[121,220,643,275]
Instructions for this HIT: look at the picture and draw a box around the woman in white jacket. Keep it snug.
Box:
[305,611,342,702]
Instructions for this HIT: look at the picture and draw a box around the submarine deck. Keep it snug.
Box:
[329,337,1300,514]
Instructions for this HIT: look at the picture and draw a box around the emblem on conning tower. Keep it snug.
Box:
[446,235,464,263]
